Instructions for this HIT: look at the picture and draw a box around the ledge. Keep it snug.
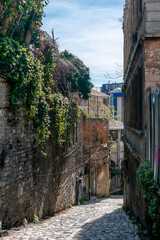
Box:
[125,125,142,136]
[136,13,143,32]
[122,135,142,163]
[144,33,160,39]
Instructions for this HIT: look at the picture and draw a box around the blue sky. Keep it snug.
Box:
[42,0,125,88]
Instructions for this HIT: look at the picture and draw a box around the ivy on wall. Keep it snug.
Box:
[137,160,160,238]
[0,0,49,46]
[0,31,74,147]
[0,1,92,149]
[0,1,93,149]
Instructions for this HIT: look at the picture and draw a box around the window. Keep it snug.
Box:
[125,59,143,130]
[110,130,118,142]
[137,0,142,16]
[121,130,124,141]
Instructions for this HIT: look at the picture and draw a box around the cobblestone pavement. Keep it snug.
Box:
[2,196,142,240]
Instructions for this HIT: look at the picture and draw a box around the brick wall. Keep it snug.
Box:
[83,118,110,197]
[0,78,84,229]
[145,38,160,90]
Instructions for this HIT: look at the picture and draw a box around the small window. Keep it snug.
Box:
[110,130,118,142]
[121,130,124,141]
[140,0,142,13]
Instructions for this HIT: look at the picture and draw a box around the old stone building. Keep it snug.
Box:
[123,0,160,225]
[83,118,110,198]
[0,77,110,229]
[80,89,110,118]
[80,89,111,197]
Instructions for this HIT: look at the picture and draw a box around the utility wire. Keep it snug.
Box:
[36,144,109,177]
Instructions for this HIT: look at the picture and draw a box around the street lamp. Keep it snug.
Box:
[88,143,108,200]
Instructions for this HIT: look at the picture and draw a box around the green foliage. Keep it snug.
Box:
[0,1,92,150]
[102,194,107,198]
[96,194,101,199]
[49,95,78,145]
[137,160,160,238]
[0,32,77,148]
[60,50,93,100]
[79,197,85,205]
[33,214,40,223]
[0,0,49,46]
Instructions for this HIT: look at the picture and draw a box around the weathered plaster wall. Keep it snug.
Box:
[0,77,83,229]
[83,118,110,197]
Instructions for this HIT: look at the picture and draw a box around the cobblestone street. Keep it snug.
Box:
[2,196,142,240]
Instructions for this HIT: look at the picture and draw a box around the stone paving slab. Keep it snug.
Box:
[2,196,142,240]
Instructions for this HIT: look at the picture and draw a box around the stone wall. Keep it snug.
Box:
[123,146,148,226]
[0,77,84,229]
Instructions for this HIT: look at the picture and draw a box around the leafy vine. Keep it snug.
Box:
[0,31,78,148]
[137,160,160,238]
[0,1,92,149]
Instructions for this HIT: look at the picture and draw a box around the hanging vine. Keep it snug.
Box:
[0,1,91,149]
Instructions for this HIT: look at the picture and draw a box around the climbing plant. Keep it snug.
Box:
[0,31,80,148]
[137,160,160,238]
[0,1,92,149]
[0,0,49,46]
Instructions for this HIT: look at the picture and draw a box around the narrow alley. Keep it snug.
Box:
[2,196,142,240]
[1,1,160,239]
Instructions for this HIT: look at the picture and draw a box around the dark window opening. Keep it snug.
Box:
[137,0,142,16]
[125,59,143,130]
[110,130,118,142]
[0,150,6,168]
[121,130,124,140]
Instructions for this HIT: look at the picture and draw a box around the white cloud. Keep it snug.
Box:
[42,0,124,87]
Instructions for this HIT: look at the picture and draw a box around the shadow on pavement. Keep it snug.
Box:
[74,206,144,240]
